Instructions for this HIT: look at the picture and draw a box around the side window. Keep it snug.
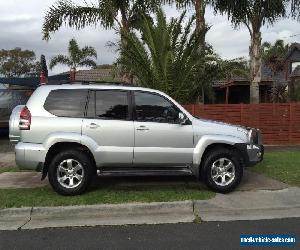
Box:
[87,90,129,120]
[44,89,88,118]
[134,91,180,123]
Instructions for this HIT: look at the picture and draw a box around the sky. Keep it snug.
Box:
[0,0,299,75]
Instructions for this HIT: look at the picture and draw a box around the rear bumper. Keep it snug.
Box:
[15,142,46,171]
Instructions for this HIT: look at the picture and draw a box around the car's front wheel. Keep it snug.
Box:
[48,150,93,195]
[201,147,243,193]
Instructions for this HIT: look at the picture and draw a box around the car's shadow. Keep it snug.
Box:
[90,175,204,189]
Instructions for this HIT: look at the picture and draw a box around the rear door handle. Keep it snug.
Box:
[88,123,100,129]
[136,126,149,131]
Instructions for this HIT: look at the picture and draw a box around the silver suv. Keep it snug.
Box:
[9,84,263,195]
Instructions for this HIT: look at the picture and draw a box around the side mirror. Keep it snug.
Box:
[178,112,189,125]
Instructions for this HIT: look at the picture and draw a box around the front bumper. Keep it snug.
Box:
[247,144,264,167]
[234,143,264,167]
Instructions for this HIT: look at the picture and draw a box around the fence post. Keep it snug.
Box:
[240,103,243,125]
[289,103,292,144]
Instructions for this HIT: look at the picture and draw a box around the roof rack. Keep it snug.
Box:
[58,80,134,87]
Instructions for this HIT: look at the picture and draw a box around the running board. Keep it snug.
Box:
[97,168,193,177]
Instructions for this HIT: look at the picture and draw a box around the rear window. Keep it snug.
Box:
[44,89,88,117]
[87,90,129,120]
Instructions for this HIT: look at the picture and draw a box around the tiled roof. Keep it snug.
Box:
[284,43,300,61]
[75,68,122,82]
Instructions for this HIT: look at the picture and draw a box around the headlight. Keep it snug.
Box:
[248,129,254,145]
[248,129,259,145]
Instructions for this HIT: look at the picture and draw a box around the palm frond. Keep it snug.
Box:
[81,46,97,59]
[118,7,217,103]
[49,55,72,69]
[78,59,97,68]
[42,0,106,40]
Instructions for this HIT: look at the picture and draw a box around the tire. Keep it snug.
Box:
[201,147,243,193]
[48,149,94,196]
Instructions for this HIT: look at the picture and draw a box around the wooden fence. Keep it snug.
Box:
[183,103,300,145]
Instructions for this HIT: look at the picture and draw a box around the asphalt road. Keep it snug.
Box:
[0,218,299,250]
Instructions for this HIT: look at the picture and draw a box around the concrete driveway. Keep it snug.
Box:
[0,168,289,191]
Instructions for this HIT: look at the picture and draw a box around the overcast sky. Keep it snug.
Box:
[0,0,299,75]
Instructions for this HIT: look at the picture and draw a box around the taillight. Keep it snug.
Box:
[19,106,31,130]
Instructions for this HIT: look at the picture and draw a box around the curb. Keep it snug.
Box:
[0,201,195,230]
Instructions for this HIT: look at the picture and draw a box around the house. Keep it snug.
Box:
[75,68,123,82]
[211,43,300,104]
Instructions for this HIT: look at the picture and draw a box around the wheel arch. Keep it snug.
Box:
[198,143,246,179]
[42,142,96,180]
[192,134,248,179]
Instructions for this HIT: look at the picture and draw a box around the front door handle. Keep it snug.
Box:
[136,125,149,131]
[88,123,100,129]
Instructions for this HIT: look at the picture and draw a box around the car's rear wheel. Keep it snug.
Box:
[48,150,93,195]
[201,147,243,193]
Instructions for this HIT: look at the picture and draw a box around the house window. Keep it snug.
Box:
[292,62,300,72]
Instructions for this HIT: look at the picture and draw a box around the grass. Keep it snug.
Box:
[0,167,31,174]
[0,183,215,209]
[252,151,300,187]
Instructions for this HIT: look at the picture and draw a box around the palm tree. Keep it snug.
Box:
[262,39,289,61]
[210,0,300,103]
[49,38,97,73]
[42,0,159,41]
[163,0,209,46]
[118,8,219,103]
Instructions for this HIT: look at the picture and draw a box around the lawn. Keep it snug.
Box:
[0,167,30,174]
[0,183,214,209]
[252,151,300,187]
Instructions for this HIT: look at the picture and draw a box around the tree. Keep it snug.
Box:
[117,8,219,103]
[49,38,97,72]
[210,0,300,103]
[42,0,159,41]
[262,40,289,97]
[218,57,250,81]
[0,48,40,77]
[262,39,289,61]
[163,0,209,46]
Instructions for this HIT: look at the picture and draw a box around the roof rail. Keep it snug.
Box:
[59,80,134,86]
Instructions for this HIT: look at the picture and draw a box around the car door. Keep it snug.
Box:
[82,89,134,166]
[133,91,194,166]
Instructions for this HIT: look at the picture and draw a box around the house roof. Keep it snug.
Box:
[75,68,122,82]
[213,43,300,88]
[284,42,300,61]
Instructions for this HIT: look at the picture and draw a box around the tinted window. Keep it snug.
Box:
[44,89,88,117]
[134,91,180,123]
[87,90,129,120]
